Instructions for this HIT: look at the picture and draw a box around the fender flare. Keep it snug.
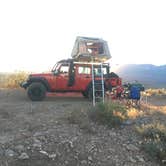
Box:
[28,77,51,92]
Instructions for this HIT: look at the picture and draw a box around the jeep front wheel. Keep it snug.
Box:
[27,82,46,101]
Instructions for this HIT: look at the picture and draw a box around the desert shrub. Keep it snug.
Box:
[67,101,128,131]
[137,123,166,164]
[68,109,88,124]
[67,109,93,132]
[127,107,142,119]
[0,72,28,88]
[89,101,128,127]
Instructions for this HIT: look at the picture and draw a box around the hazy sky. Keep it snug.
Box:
[0,0,166,72]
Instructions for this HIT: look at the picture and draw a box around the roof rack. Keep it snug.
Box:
[73,61,109,66]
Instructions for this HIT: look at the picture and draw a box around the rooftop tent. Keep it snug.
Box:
[71,36,111,62]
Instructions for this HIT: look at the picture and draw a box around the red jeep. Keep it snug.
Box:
[20,59,121,101]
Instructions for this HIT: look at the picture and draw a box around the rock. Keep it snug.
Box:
[109,131,117,137]
[138,157,145,162]
[0,136,13,144]
[136,155,145,162]
[123,120,134,125]
[97,161,101,165]
[126,144,139,151]
[15,145,25,153]
[107,155,111,159]
[138,141,143,145]
[108,148,115,153]
[33,139,42,148]
[128,156,136,163]
[18,152,29,160]
[39,150,48,156]
[33,143,41,148]
[0,136,8,144]
[5,149,15,157]
[65,161,69,165]
[33,132,44,137]
[88,156,93,161]
[48,153,57,160]
[33,138,41,143]
[81,160,87,165]
[68,141,74,148]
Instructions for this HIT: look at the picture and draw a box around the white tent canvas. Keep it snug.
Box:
[71,37,111,62]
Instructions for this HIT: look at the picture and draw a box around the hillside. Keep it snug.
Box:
[113,64,166,88]
[0,89,165,166]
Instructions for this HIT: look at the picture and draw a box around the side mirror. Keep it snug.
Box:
[53,70,59,75]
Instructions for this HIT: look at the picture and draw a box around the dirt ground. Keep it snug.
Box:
[0,89,165,166]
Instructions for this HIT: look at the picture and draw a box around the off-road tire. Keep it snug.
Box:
[27,82,46,101]
[88,87,105,102]
[88,87,93,101]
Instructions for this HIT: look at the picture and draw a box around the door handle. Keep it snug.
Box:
[85,76,90,78]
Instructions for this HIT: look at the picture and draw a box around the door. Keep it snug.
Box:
[74,65,91,90]
[55,64,69,90]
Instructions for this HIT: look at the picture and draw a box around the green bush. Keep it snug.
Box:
[137,123,166,164]
[89,101,128,127]
[67,102,128,132]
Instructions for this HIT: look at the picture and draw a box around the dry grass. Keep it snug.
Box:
[127,107,143,119]
[136,123,166,164]
[0,72,28,88]
[133,98,166,164]
[144,88,166,96]
[141,102,166,115]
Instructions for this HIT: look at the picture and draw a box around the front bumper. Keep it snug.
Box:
[20,81,29,89]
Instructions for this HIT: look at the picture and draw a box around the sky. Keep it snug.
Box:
[0,0,166,72]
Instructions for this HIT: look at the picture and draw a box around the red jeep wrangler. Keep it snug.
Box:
[20,59,121,101]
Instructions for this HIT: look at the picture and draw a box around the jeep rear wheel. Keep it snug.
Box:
[88,87,105,101]
[27,82,46,101]
[88,87,93,100]
[82,91,88,98]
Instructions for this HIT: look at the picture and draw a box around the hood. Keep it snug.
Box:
[30,72,52,78]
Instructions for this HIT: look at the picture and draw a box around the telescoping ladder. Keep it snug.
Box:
[91,63,105,106]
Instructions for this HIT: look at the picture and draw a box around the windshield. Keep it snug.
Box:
[51,63,61,72]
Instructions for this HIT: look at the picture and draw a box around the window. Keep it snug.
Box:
[78,66,90,74]
[94,67,107,76]
[86,42,104,55]
[59,64,69,73]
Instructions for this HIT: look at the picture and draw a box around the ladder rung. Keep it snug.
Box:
[95,89,102,92]
[95,88,102,89]
[91,63,105,106]
[95,97,102,99]
[94,86,102,89]
[94,83,102,84]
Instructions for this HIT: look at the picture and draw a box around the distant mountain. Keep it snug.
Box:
[1,65,166,89]
[113,64,166,88]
